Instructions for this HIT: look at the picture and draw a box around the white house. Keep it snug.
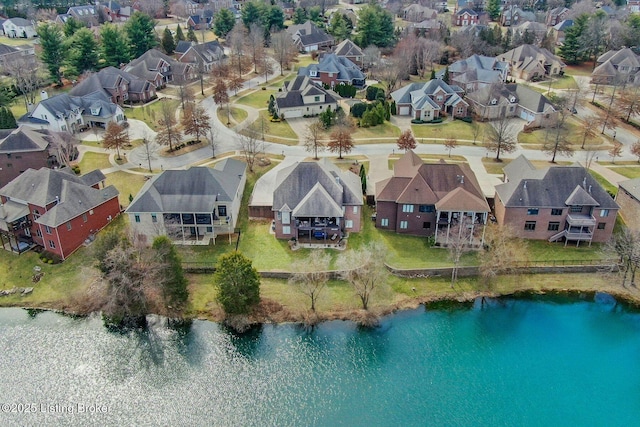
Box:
[2,18,37,38]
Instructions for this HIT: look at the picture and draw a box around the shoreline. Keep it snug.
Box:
[3,280,640,327]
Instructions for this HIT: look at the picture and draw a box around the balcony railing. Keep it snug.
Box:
[566,214,596,227]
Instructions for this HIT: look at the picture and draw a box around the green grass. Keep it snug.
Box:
[518,118,603,149]
[547,75,578,90]
[104,171,147,207]
[352,122,401,141]
[411,120,487,142]
[292,55,316,71]
[257,110,298,142]
[123,99,180,131]
[235,89,276,109]
[481,158,570,175]
[216,106,248,125]
[588,170,617,195]
[78,152,112,172]
[605,166,640,179]
[525,240,605,261]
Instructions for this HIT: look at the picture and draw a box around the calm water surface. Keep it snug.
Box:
[0,295,639,426]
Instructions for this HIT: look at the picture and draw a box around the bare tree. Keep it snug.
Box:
[362,45,381,71]
[444,136,458,158]
[485,116,517,161]
[228,75,244,96]
[289,251,331,312]
[338,241,388,311]
[471,122,482,145]
[396,129,417,151]
[237,126,264,172]
[479,224,527,289]
[609,141,623,164]
[372,55,409,98]
[258,55,274,83]
[580,117,599,149]
[157,101,182,151]
[632,140,640,163]
[140,131,155,172]
[103,121,129,160]
[328,125,354,159]
[604,226,640,288]
[3,54,46,111]
[614,83,640,122]
[213,78,230,124]
[247,23,266,74]
[205,120,220,158]
[271,30,298,75]
[304,121,325,159]
[181,104,211,142]
[177,83,195,112]
[544,95,574,163]
[48,132,79,168]
[446,216,475,288]
[227,24,250,77]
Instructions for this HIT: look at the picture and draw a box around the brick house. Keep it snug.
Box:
[273,76,338,119]
[494,156,619,245]
[454,8,479,26]
[391,79,469,121]
[286,20,334,52]
[269,159,363,242]
[375,150,489,244]
[546,6,569,26]
[447,54,508,93]
[331,39,365,69]
[615,178,640,231]
[0,126,76,188]
[178,41,225,73]
[0,168,120,259]
[124,49,195,88]
[298,53,366,88]
[592,48,640,85]
[70,67,157,104]
[497,44,565,81]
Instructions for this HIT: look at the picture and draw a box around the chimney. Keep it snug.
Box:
[27,102,35,113]
[524,181,527,189]
[583,177,587,188]
[40,90,48,101]
[588,185,592,193]
[460,175,464,184]
[55,195,59,204]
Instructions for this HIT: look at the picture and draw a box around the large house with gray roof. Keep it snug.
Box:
[2,17,36,38]
[124,49,195,88]
[497,44,565,81]
[375,150,490,244]
[178,40,225,73]
[391,79,469,121]
[494,155,619,245]
[18,91,126,133]
[615,178,640,231]
[0,167,120,259]
[255,159,363,241]
[273,76,338,119]
[70,66,156,104]
[592,48,640,85]
[330,39,364,69]
[447,54,508,93]
[126,159,246,245]
[466,83,557,128]
[286,20,334,52]
[299,53,366,88]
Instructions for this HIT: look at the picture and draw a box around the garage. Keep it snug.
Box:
[282,109,303,118]
[520,110,534,122]
[398,106,411,116]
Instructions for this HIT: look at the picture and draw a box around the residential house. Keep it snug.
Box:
[127,159,246,245]
[409,19,443,38]
[403,4,438,22]
[18,91,126,133]
[186,14,212,30]
[178,41,225,73]
[0,43,35,73]
[592,48,640,85]
[299,53,366,88]
[391,79,469,121]
[466,83,557,128]
[513,21,547,43]
[500,6,535,26]
[497,44,565,80]
[552,19,573,46]
[0,18,5,35]
[447,54,508,93]
[331,39,364,69]
[67,5,99,26]
[70,66,157,104]
[495,155,619,245]
[273,76,339,119]
[616,178,640,231]
[0,126,76,188]
[96,1,133,22]
[454,8,479,26]
[0,167,120,259]
[280,1,295,19]
[175,40,194,56]
[375,150,490,244]
[269,159,363,241]
[55,14,72,24]
[124,49,195,87]
[629,0,640,13]
[546,6,569,26]
[286,20,334,52]
[2,18,37,38]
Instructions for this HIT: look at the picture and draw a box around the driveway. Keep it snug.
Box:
[285,117,317,145]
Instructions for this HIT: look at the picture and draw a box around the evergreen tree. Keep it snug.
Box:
[37,23,66,85]
[241,1,262,29]
[63,16,84,37]
[125,11,157,58]
[214,252,260,315]
[187,27,198,43]
[430,69,436,80]
[0,107,17,129]
[293,7,307,24]
[443,66,450,84]
[328,12,350,41]
[67,28,99,75]
[100,24,131,68]
[175,24,185,42]
[152,236,188,309]
[162,27,176,55]
[559,26,582,64]
[213,8,235,38]
[354,4,395,48]
[487,0,501,21]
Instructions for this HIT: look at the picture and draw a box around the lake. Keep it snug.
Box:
[0,294,639,426]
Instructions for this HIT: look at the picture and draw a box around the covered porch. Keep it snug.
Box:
[0,200,35,254]
[434,210,488,246]
[164,211,233,246]
[295,216,343,244]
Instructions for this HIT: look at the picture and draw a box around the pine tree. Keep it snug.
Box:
[0,107,17,129]
[162,28,176,55]
[487,0,501,21]
[187,27,198,43]
[430,69,436,80]
[125,11,157,58]
[67,28,100,75]
[175,24,185,42]
[213,8,235,38]
[443,66,450,84]
[100,24,131,68]
[37,23,66,85]
[559,26,582,64]
[215,252,260,315]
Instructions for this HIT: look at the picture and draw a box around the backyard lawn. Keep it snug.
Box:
[518,118,604,149]
[588,170,617,195]
[547,75,578,90]
[235,89,276,109]
[352,122,401,142]
[604,166,640,179]
[104,171,148,207]
[123,99,180,131]
[78,152,112,172]
[411,120,487,143]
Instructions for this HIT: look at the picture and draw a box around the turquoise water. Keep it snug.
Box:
[0,296,639,426]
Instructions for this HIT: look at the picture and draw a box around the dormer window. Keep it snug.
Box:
[491,98,497,105]
[91,107,101,116]
[310,70,317,77]
[437,95,443,101]
[509,96,516,103]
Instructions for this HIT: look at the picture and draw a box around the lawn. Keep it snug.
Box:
[548,75,578,90]
[123,99,180,131]
[235,89,276,109]
[605,166,640,179]
[78,152,112,172]
[388,154,466,169]
[411,120,487,143]
[589,170,617,196]
[292,55,316,71]
[518,118,604,149]
[352,122,401,142]
[216,106,248,126]
[481,158,570,175]
[104,171,148,207]
[257,110,298,142]
[564,64,596,77]
[525,240,605,261]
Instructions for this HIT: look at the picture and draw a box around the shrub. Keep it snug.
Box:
[457,116,473,123]
[351,102,368,118]
[429,117,443,124]
[366,86,384,101]
[411,119,424,124]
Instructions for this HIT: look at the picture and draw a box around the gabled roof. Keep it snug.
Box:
[435,186,489,212]
[332,39,363,58]
[456,8,478,16]
[292,182,344,217]
[467,83,555,114]
[553,19,573,31]
[0,127,52,153]
[5,17,33,27]
[619,178,640,201]
[273,159,363,214]
[125,48,191,79]
[287,20,333,47]
[0,167,107,209]
[301,53,365,82]
[18,90,120,124]
[181,40,224,64]
[127,159,247,214]
[275,76,337,109]
[500,44,565,68]
[0,43,17,56]
[175,40,193,54]
[596,48,640,71]
[391,79,468,109]
[495,159,619,209]
[70,66,153,98]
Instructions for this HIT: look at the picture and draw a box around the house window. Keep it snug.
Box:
[45,225,51,234]
[548,222,560,231]
[310,70,317,77]
[283,225,291,234]
[282,211,290,225]
[49,240,56,249]
[134,214,140,223]
[600,209,609,217]
[436,95,443,101]
[570,206,582,213]
[527,208,539,215]
[218,206,227,217]
[419,205,434,213]
[597,222,606,230]
[402,204,414,213]
[151,214,157,223]
[551,208,563,215]
[277,212,281,221]
[6,163,11,168]
[82,213,87,222]
[400,220,408,229]
[353,206,358,213]
[524,221,536,231]
[314,96,320,102]
[457,107,464,114]
[423,221,431,229]
[345,220,353,228]
[66,221,72,231]
[36,229,42,238]
[381,218,389,226]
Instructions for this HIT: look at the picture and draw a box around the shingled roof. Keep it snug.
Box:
[274,76,337,109]
[0,127,52,153]
[300,53,365,82]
